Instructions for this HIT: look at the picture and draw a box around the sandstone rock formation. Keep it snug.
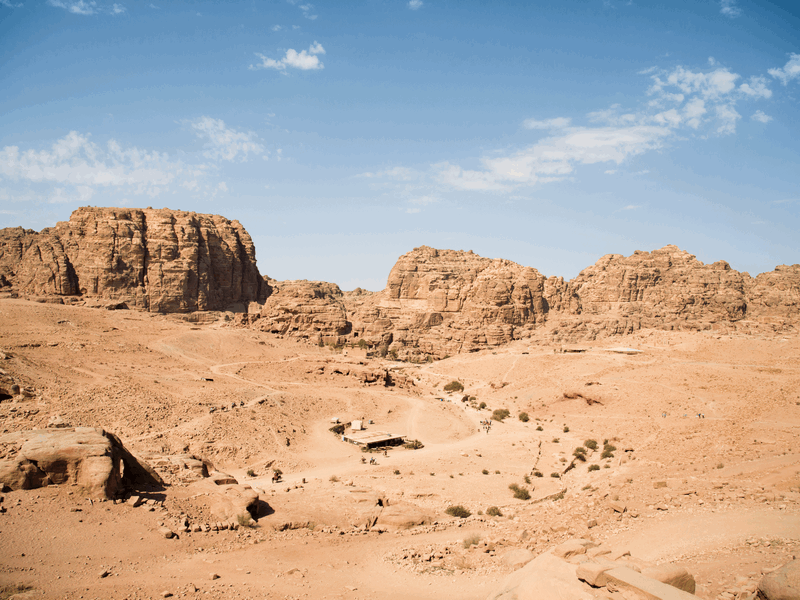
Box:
[0,207,266,312]
[3,208,799,356]
[0,427,162,498]
[187,471,260,522]
[758,559,800,600]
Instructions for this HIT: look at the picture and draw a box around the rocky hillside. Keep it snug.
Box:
[0,207,266,312]
[2,208,798,355]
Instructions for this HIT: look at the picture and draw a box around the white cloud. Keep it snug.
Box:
[623,204,641,210]
[47,0,126,14]
[48,0,97,14]
[49,185,95,204]
[0,131,182,195]
[358,166,418,180]
[250,42,325,71]
[522,117,571,130]
[435,125,671,191]
[768,53,800,86]
[751,110,772,123]
[406,207,421,214]
[217,181,228,193]
[649,66,739,99]
[271,24,283,31]
[683,97,706,129]
[0,0,24,7]
[715,104,740,135]
[408,0,423,9]
[190,117,265,162]
[293,1,317,19]
[604,169,617,175]
[739,76,772,98]
[720,0,741,18]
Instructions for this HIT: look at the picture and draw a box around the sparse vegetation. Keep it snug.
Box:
[329,475,339,482]
[236,513,255,528]
[588,464,600,471]
[494,470,501,474]
[552,437,560,443]
[716,462,724,469]
[357,339,368,350]
[482,469,489,475]
[246,469,256,477]
[518,412,529,422]
[563,426,570,433]
[550,472,560,478]
[486,506,503,517]
[462,533,481,548]
[491,408,511,421]
[536,425,543,431]
[0,584,34,600]
[394,469,400,475]
[584,439,598,450]
[508,483,531,500]
[479,402,487,409]
[404,439,424,450]
[533,470,543,477]
[524,475,531,484]
[444,380,465,392]
[446,505,471,518]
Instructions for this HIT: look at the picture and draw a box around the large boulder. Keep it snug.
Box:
[0,427,162,498]
[759,560,800,600]
[486,550,596,600]
[188,472,259,522]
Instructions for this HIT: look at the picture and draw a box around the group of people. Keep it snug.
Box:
[480,419,492,434]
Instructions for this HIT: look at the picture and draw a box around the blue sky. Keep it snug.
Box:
[1,0,798,290]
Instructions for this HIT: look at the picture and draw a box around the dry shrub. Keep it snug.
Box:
[561,390,603,405]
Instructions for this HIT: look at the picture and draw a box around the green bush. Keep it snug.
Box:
[394,469,400,475]
[533,470,543,478]
[524,475,531,484]
[550,472,560,478]
[492,408,511,421]
[563,426,570,433]
[588,464,600,471]
[584,439,598,450]
[246,469,256,477]
[357,339,368,350]
[444,380,465,392]
[552,438,560,443]
[574,446,586,455]
[482,469,489,475]
[518,412,530,422]
[486,506,503,517]
[536,425,543,431]
[479,401,487,409]
[446,505,471,518]
[329,475,339,482]
[601,448,614,459]
[509,483,531,500]
[404,439,424,450]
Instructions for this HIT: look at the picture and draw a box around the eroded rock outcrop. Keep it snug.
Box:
[0,427,162,498]
[0,207,266,312]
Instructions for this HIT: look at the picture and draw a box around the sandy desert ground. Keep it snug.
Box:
[1,298,798,600]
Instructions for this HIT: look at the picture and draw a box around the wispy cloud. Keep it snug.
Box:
[0,0,24,8]
[47,0,125,15]
[408,0,423,9]
[433,125,671,191]
[768,53,800,86]
[522,117,571,130]
[751,110,772,123]
[250,42,326,72]
[190,117,265,162]
[0,131,185,196]
[720,0,741,18]
[271,24,283,31]
[287,0,317,20]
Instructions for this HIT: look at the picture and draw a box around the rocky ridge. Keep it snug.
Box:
[2,209,799,357]
[0,207,266,312]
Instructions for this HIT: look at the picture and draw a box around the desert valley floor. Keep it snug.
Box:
[0,299,798,600]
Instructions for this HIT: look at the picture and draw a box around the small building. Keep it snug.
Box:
[351,420,363,431]
[342,430,405,449]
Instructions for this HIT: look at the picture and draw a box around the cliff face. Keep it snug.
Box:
[2,208,798,355]
[0,207,265,312]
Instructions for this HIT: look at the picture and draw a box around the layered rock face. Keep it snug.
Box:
[252,279,350,338]
[329,245,798,358]
[346,246,571,357]
[0,207,265,312]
